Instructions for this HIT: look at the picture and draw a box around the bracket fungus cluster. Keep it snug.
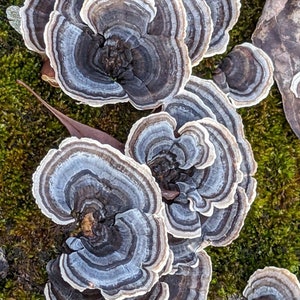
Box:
[12,0,254,109]
[7,0,292,298]
[125,111,243,239]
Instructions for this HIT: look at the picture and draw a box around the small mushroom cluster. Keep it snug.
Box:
[7,0,288,299]
[9,0,274,109]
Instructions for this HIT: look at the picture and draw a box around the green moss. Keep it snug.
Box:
[1,0,299,299]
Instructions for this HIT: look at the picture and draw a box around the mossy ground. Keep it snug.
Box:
[0,0,299,299]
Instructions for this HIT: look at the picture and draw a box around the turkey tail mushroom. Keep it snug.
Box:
[213,42,274,107]
[163,76,257,205]
[243,266,300,300]
[204,0,241,57]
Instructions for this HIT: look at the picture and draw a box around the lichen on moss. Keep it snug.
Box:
[0,0,299,299]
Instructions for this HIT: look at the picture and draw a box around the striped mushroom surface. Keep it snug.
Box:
[163,75,257,205]
[125,112,243,239]
[32,137,171,299]
[43,0,190,109]
[243,266,300,300]
[203,0,241,57]
[213,42,274,107]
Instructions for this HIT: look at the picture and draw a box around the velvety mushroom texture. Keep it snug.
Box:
[45,258,170,300]
[204,0,241,57]
[45,258,104,300]
[32,137,162,225]
[167,186,250,263]
[58,208,169,299]
[182,0,213,66]
[252,0,300,138]
[42,0,191,109]
[163,75,257,205]
[32,137,171,299]
[161,250,212,300]
[243,266,300,300]
[20,0,55,54]
[213,42,274,107]
[125,112,243,238]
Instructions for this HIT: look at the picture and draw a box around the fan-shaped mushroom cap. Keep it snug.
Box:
[213,42,274,107]
[167,187,250,260]
[20,0,55,54]
[200,186,250,247]
[161,250,212,300]
[204,0,241,57]
[163,75,257,205]
[182,0,213,65]
[44,0,191,109]
[252,0,300,138]
[243,266,300,300]
[45,258,104,300]
[58,208,169,299]
[32,137,162,225]
[125,112,243,238]
[125,112,216,171]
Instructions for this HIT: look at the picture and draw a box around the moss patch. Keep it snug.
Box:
[0,0,299,299]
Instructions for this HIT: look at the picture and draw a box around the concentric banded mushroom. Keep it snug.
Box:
[163,75,257,205]
[252,0,300,138]
[125,112,243,238]
[20,0,55,54]
[58,208,169,299]
[32,137,161,225]
[32,137,171,298]
[161,250,212,300]
[213,42,274,107]
[43,0,191,109]
[182,0,213,66]
[243,266,300,300]
[45,258,104,300]
[204,0,241,57]
[167,187,250,263]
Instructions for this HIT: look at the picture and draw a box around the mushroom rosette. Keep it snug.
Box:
[163,76,257,205]
[162,76,256,248]
[32,137,170,299]
[125,112,243,238]
[19,0,191,109]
